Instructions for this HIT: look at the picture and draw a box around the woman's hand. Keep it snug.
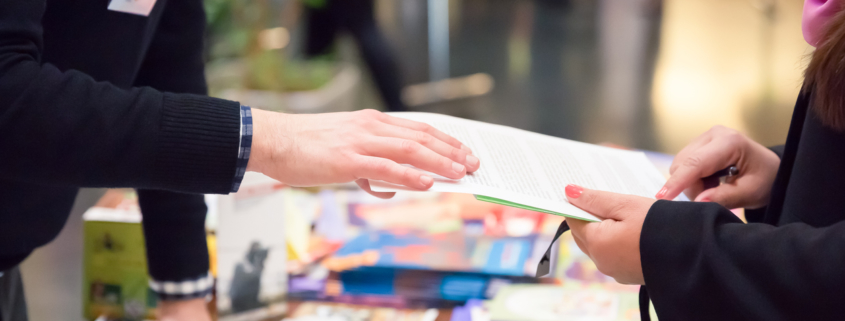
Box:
[248,109,480,198]
[158,298,211,321]
[656,126,780,209]
[564,184,653,285]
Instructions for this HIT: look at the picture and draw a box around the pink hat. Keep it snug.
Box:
[803,0,843,47]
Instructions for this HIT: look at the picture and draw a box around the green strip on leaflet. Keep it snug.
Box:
[473,195,599,222]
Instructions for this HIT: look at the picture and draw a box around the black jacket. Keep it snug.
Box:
[641,89,845,320]
[0,0,241,281]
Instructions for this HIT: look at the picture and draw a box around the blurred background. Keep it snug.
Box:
[204,0,810,152]
[21,0,812,320]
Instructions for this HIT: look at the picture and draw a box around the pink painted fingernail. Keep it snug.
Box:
[467,155,480,167]
[452,162,465,174]
[420,175,433,187]
[655,187,668,199]
[566,184,584,199]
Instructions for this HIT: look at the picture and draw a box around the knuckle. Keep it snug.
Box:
[714,125,740,138]
[367,159,391,173]
[451,147,466,161]
[361,109,382,118]
[724,131,744,146]
[401,167,417,181]
[682,155,704,168]
[374,112,388,121]
[441,156,455,169]
[414,131,433,145]
[399,139,421,153]
[417,123,434,133]
[711,125,728,133]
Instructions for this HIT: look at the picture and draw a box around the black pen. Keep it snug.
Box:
[702,165,739,190]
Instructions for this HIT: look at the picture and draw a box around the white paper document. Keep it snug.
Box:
[368,113,669,222]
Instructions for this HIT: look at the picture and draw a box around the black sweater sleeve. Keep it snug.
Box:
[138,189,210,290]
[133,0,213,290]
[0,0,239,194]
[641,200,845,320]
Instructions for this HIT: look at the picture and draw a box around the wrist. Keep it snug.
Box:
[246,109,291,174]
[158,298,211,321]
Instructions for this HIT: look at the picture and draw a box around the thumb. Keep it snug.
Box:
[565,184,627,221]
[694,184,742,208]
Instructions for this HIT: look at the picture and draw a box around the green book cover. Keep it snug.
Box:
[474,195,600,222]
[83,208,156,321]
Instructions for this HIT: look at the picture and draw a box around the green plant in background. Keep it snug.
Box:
[299,0,327,9]
[204,0,251,60]
[246,50,334,92]
[204,0,334,93]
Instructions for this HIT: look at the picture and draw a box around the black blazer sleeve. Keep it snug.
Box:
[641,200,845,320]
[0,0,239,194]
[134,0,213,287]
[743,144,785,223]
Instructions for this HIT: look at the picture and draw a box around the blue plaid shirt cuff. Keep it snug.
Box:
[149,272,214,301]
[231,105,252,193]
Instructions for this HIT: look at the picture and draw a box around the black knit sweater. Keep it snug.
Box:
[0,0,240,275]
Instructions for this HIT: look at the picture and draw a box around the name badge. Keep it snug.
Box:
[108,0,157,17]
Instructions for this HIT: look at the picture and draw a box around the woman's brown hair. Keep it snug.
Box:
[804,9,845,130]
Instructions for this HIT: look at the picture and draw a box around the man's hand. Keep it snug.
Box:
[248,109,480,198]
[564,184,654,285]
[158,298,211,321]
[656,125,780,209]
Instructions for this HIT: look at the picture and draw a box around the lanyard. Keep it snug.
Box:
[535,220,569,277]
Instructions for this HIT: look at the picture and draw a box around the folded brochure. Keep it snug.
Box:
[369,113,671,222]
